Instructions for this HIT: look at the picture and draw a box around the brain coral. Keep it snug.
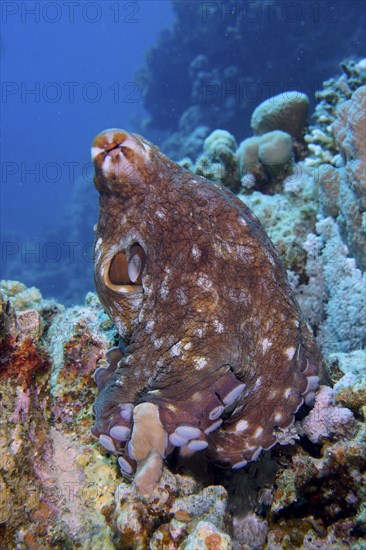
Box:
[251,91,309,140]
[258,130,293,174]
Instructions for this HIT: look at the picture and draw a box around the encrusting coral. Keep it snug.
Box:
[0,289,49,387]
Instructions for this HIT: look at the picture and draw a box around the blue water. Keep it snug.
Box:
[1,0,365,304]
[1,1,174,301]
[1,1,174,232]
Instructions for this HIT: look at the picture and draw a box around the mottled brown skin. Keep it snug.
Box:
[91,129,323,481]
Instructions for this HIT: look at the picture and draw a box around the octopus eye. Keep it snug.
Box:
[108,244,146,288]
[128,244,146,284]
[109,251,130,285]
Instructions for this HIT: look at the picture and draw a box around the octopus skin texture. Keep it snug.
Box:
[90,129,324,495]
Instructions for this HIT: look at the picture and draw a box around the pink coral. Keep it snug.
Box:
[301,386,355,444]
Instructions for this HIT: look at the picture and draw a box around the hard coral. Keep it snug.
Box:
[251,92,309,141]
[136,2,365,158]
[332,85,366,270]
[237,130,293,188]
[305,58,366,167]
[268,422,366,547]
[294,217,366,357]
[306,64,366,270]
[1,274,366,547]
[315,217,366,356]
[195,129,239,192]
[330,350,366,416]
[301,386,355,444]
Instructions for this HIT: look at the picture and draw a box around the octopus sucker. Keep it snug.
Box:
[90,128,325,494]
[118,456,134,475]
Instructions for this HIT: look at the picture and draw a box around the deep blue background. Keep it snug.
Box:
[1,1,174,237]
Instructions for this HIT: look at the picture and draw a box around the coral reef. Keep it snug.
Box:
[258,131,293,174]
[136,1,365,158]
[305,58,366,166]
[327,85,366,270]
[194,129,239,192]
[182,521,232,549]
[0,285,119,549]
[291,217,366,357]
[330,350,366,418]
[182,93,310,194]
[234,90,311,192]
[0,288,49,387]
[112,469,230,548]
[301,385,355,444]
[304,60,366,271]
[232,512,269,549]
[0,280,43,311]
[267,420,366,549]
[250,92,309,141]
[236,130,294,189]
[1,281,365,548]
[236,161,317,277]
[256,61,366,361]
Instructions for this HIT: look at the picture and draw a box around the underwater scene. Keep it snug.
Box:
[1,0,366,548]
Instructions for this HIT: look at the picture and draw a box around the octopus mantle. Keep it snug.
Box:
[90,129,323,495]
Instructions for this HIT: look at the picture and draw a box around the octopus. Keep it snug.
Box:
[90,129,324,495]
